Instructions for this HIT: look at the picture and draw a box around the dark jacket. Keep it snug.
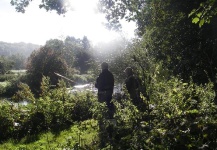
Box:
[95,69,114,92]
[125,75,139,99]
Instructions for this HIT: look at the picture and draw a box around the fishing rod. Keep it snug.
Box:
[54,72,75,84]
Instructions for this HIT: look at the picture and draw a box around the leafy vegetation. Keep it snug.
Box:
[1,71,217,149]
[0,56,14,74]
[189,0,217,27]
[1,0,217,149]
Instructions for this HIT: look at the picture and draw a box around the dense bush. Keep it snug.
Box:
[108,77,217,149]
[0,74,217,149]
[1,75,28,97]
[0,74,16,82]
[0,76,98,143]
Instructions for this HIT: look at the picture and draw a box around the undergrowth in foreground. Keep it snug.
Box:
[0,119,98,150]
[0,75,217,149]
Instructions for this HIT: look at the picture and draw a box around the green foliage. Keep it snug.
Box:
[129,1,217,86]
[0,74,17,82]
[0,83,6,95]
[189,0,217,27]
[98,0,147,31]
[0,74,28,97]
[0,119,98,149]
[0,76,98,143]
[24,37,95,95]
[12,82,35,103]
[145,78,217,149]
[8,54,26,70]
[99,0,217,88]
[5,0,217,149]
[64,36,93,74]
[0,56,14,74]
[26,46,68,95]
[0,72,217,149]
[102,39,217,149]
[107,75,217,149]
[0,101,15,141]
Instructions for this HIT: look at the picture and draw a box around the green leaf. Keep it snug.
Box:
[183,83,188,86]
[203,134,208,138]
[188,9,196,17]
[199,18,205,27]
[192,17,200,24]
[196,12,202,18]
[166,113,171,118]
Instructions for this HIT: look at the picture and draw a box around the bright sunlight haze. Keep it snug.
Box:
[0,0,136,45]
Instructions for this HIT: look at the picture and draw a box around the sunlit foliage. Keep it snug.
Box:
[189,0,217,27]
[1,70,217,149]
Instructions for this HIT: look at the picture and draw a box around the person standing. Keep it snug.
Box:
[95,62,115,119]
[124,67,140,106]
[95,62,115,148]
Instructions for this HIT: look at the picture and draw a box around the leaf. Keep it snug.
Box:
[188,9,196,17]
[196,12,202,18]
[183,83,188,86]
[203,134,208,138]
[166,113,171,118]
[199,18,205,27]
[192,17,200,24]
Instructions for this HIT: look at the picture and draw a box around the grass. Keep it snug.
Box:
[0,119,99,150]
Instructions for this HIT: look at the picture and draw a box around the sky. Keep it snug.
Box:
[0,0,136,46]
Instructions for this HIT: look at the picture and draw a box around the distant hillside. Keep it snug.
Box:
[0,41,40,58]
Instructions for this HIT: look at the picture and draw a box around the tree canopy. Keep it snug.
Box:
[26,45,68,95]
[10,0,67,14]
[0,56,14,74]
[10,0,217,28]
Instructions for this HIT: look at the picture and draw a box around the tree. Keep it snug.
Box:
[0,56,14,74]
[26,46,68,95]
[8,54,26,69]
[98,0,151,34]
[64,36,93,74]
[82,36,91,51]
[10,0,67,14]
[99,0,217,104]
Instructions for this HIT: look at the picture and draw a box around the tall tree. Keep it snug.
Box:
[26,46,68,95]
[99,0,217,105]
[64,36,93,74]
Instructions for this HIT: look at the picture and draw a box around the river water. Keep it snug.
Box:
[1,83,123,106]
